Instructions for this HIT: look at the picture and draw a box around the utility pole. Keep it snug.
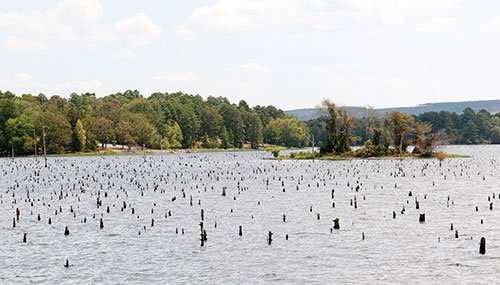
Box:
[42,115,47,168]
[11,142,14,160]
[143,143,146,163]
[160,135,164,162]
[309,134,316,161]
[160,135,163,152]
[33,129,37,160]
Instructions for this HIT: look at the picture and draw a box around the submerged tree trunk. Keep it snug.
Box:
[399,136,403,158]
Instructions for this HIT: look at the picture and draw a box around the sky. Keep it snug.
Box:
[0,0,499,110]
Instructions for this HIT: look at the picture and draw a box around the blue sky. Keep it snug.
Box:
[1,0,499,110]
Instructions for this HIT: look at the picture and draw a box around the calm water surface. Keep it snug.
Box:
[1,145,499,284]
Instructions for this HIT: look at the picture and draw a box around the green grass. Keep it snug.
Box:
[275,151,470,161]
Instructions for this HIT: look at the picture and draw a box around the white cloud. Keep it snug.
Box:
[335,63,363,70]
[416,17,457,32]
[176,0,337,34]
[153,71,200,85]
[481,16,500,32]
[0,0,102,49]
[225,63,270,74]
[116,50,136,60]
[383,77,409,88]
[313,66,330,74]
[60,79,103,93]
[0,72,36,93]
[14,72,34,86]
[115,13,162,49]
[0,0,160,50]
[176,0,463,35]
[350,0,462,25]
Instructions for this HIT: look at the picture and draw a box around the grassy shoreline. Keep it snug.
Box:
[4,145,288,158]
[270,151,469,161]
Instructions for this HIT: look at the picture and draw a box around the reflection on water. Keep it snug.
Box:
[1,145,499,284]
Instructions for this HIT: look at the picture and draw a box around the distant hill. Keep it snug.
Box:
[286,100,500,121]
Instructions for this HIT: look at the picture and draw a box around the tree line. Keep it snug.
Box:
[0,90,310,156]
[307,100,500,158]
[308,104,500,152]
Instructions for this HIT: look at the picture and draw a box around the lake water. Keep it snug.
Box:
[1,145,499,284]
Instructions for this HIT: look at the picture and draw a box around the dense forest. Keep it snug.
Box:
[307,107,500,147]
[1,89,498,157]
[0,90,310,156]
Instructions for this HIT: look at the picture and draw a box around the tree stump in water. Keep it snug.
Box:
[333,218,340,230]
[419,214,425,223]
[267,231,273,245]
[479,237,486,254]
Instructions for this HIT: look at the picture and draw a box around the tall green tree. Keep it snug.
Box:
[73,119,87,152]
[164,121,183,149]
[384,110,414,157]
[245,112,263,149]
[5,114,34,155]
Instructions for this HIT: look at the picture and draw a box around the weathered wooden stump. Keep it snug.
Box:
[479,237,486,254]
[333,218,340,230]
[268,231,273,245]
[419,213,425,223]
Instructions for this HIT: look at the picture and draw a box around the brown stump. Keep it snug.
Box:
[479,237,486,254]
[419,214,425,223]
[333,218,340,230]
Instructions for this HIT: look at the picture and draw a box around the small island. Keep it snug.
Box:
[271,99,469,161]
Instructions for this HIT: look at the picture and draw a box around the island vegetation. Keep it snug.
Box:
[278,99,496,160]
[306,102,500,156]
